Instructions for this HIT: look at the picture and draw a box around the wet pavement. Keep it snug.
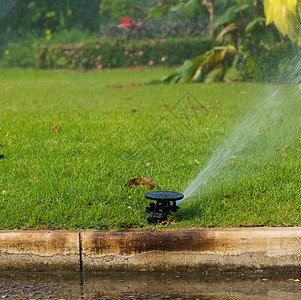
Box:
[1,271,301,299]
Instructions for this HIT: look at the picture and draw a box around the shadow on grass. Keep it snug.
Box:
[175,200,207,222]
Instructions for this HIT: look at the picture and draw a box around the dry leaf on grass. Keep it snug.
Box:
[125,177,156,189]
[51,126,58,132]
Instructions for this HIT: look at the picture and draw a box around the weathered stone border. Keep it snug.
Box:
[1,228,301,272]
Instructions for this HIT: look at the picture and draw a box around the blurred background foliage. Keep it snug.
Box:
[0,0,299,83]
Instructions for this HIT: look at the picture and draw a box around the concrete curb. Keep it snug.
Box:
[1,228,301,272]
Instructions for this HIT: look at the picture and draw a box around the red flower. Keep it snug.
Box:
[121,18,132,24]
[118,17,136,32]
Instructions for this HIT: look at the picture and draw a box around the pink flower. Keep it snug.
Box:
[124,51,128,55]
[97,64,103,70]
[150,40,156,47]
[76,43,84,49]
[133,61,138,66]
[161,55,168,62]
[96,55,102,61]
[82,58,88,63]
[75,54,79,58]
[95,44,101,49]
[138,50,144,56]
[148,60,154,66]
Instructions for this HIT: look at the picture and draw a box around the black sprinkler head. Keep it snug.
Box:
[145,191,184,223]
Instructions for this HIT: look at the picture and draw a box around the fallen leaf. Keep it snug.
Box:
[287,278,300,282]
[145,163,151,166]
[281,154,287,158]
[230,156,237,159]
[162,104,169,108]
[51,126,58,132]
[8,141,13,145]
[262,279,268,281]
[125,177,156,189]
[30,174,35,179]
[275,149,281,152]
[283,145,287,151]
[131,109,138,113]
[178,136,184,139]
[121,83,135,88]
[2,190,7,195]
[195,160,200,164]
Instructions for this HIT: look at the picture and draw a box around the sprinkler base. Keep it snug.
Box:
[145,191,183,223]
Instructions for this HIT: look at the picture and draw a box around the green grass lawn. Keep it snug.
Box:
[0,67,300,229]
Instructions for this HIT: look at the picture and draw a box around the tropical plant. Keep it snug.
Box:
[118,0,300,83]
[264,0,301,45]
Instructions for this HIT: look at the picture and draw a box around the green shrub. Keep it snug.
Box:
[36,37,214,70]
[0,29,98,68]
[0,37,41,68]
